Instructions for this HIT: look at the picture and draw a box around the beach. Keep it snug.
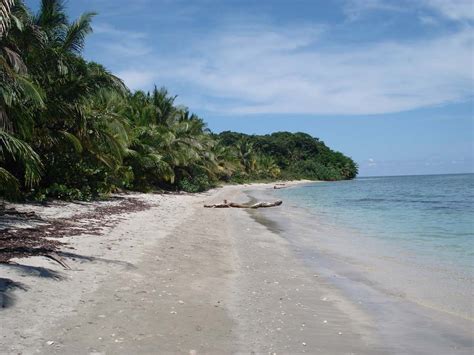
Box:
[1,181,472,354]
[250,176,474,355]
[1,182,383,354]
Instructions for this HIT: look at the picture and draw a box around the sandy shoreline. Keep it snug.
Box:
[248,183,474,355]
[0,181,384,354]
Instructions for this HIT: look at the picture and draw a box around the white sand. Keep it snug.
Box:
[1,183,381,354]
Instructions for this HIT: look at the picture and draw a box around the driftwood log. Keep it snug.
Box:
[204,200,283,209]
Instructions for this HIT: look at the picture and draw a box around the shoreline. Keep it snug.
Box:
[1,181,380,354]
[2,180,471,354]
[246,184,473,354]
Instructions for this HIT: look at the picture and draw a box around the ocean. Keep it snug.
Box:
[249,173,474,353]
[275,173,474,270]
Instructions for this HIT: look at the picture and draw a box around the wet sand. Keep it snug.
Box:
[0,183,383,354]
[248,185,474,355]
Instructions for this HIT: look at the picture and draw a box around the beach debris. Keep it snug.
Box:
[0,207,39,218]
[0,197,150,264]
[46,341,55,346]
[204,200,283,209]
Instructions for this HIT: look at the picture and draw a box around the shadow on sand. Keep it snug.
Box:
[0,277,27,309]
[0,251,135,310]
[57,251,137,270]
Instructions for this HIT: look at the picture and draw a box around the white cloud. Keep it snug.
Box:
[92,23,151,57]
[104,42,152,57]
[418,15,438,25]
[422,0,474,21]
[93,23,147,40]
[343,0,474,22]
[91,3,473,116]
[343,0,406,21]
[116,69,156,90]
[150,24,473,115]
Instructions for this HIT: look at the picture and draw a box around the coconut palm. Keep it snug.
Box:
[236,139,257,174]
[211,143,239,181]
[1,0,43,191]
[0,0,358,201]
[0,0,15,38]
[0,128,42,191]
[256,155,281,178]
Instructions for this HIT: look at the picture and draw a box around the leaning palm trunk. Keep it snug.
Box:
[0,0,15,38]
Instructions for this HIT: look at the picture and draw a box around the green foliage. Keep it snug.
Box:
[0,1,357,202]
[178,170,216,193]
[32,183,93,202]
[217,131,358,182]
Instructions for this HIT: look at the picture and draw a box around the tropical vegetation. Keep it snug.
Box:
[0,0,357,201]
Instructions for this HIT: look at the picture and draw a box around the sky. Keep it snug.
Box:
[26,0,474,176]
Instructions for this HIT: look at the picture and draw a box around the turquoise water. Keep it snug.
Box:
[275,174,474,270]
[258,173,474,352]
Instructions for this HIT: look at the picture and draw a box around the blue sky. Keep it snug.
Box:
[26,0,473,176]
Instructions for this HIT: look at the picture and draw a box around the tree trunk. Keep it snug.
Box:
[204,200,283,209]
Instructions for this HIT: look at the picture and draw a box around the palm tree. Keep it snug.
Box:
[0,0,15,38]
[0,129,42,192]
[1,0,43,192]
[212,142,239,181]
[13,0,128,193]
[256,155,281,178]
[236,139,256,174]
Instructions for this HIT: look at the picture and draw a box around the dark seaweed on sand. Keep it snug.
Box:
[0,198,151,263]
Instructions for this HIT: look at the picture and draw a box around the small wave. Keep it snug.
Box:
[349,198,386,202]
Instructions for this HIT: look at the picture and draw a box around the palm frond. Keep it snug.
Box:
[35,0,67,29]
[0,166,19,191]
[0,0,15,38]
[62,12,96,54]
[2,46,27,73]
[16,75,45,106]
[0,128,42,186]
[59,130,83,153]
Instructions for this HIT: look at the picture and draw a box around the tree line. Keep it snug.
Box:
[0,0,358,200]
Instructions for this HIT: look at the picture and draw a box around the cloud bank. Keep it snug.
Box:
[92,0,474,116]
